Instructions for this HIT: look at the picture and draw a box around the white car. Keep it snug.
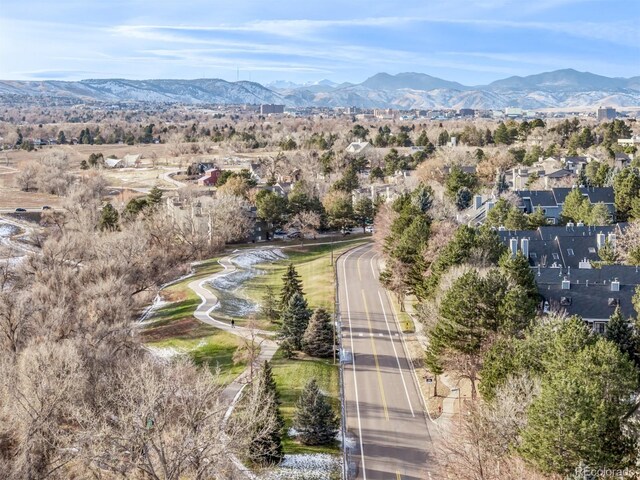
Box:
[365,225,374,233]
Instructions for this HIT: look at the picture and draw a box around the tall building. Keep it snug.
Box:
[597,106,616,122]
[260,104,285,115]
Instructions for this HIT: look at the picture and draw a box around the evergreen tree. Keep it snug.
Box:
[561,188,589,223]
[519,339,638,475]
[293,379,339,446]
[248,361,284,465]
[280,264,304,308]
[261,285,279,323]
[411,183,434,213]
[605,307,637,366]
[99,203,119,231]
[498,284,537,334]
[302,308,334,358]
[455,187,472,210]
[147,186,163,205]
[56,130,66,144]
[499,251,538,297]
[598,239,617,264]
[613,167,640,221]
[122,197,148,220]
[280,292,311,351]
[494,122,511,145]
[353,197,374,233]
[588,202,611,226]
[504,207,528,230]
[527,206,548,229]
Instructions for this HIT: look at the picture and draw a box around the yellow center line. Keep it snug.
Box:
[361,289,389,421]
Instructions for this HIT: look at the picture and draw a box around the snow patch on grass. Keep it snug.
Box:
[147,345,185,359]
[260,454,341,480]
[209,248,287,318]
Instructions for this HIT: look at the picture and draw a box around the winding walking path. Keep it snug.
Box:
[187,254,279,402]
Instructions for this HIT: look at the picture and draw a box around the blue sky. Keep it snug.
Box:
[1,0,638,85]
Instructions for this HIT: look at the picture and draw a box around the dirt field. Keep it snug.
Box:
[0,142,285,209]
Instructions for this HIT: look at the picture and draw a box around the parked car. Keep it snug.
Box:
[287,231,302,239]
[42,205,51,210]
[365,225,374,233]
[15,208,26,212]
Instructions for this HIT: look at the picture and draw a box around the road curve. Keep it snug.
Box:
[338,244,438,480]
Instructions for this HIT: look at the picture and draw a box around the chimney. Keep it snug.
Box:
[510,238,518,257]
[487,201,495,211]
[608,233,616,247]
[562,277,570,290]
[596,233,606,249]
[521,238,529,258]
[474,195,483,210]
[611,278,620,292]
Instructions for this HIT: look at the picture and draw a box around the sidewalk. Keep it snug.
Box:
[188,254,279,402]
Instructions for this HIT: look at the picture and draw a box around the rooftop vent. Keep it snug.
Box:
[611,279,620,292]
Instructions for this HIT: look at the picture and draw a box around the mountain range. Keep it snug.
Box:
[1,69,639,110]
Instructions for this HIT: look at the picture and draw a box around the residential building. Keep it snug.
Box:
[499,224,637,333]
[618,135,640,147]
[345,141,372,155]
[260,104,285,115]
[514,187,615,223]
[537,265,640,333]
[498,223,625,269]
[197,168,221,187]
[597,106,616,122]
[614,152,633,170]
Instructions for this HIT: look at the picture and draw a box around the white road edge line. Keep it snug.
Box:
[371,253,440,427]
[373,263,415,418]
[342,245,369,480]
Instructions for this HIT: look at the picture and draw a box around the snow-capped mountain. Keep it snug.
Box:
[1,70,639,109]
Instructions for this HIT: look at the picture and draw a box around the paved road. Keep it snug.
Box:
[339,244,438,480]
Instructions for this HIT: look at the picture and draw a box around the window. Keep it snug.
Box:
[560,297,572,306]
[530,252,538,259]
[588,247,596,254]
[567,248,574,256]
[608,298,619,307]
[552,253,560,260]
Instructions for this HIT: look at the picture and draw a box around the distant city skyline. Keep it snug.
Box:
[1,0,638,84]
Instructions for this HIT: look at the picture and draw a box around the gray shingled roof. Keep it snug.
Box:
[537,265,640,321]
[551,187,614,205]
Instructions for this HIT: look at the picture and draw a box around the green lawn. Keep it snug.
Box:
[145,325,247,384]
[141,257,247,384]
[270,349,341,454]
[161,257,224,302]
[240,239,367,315]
